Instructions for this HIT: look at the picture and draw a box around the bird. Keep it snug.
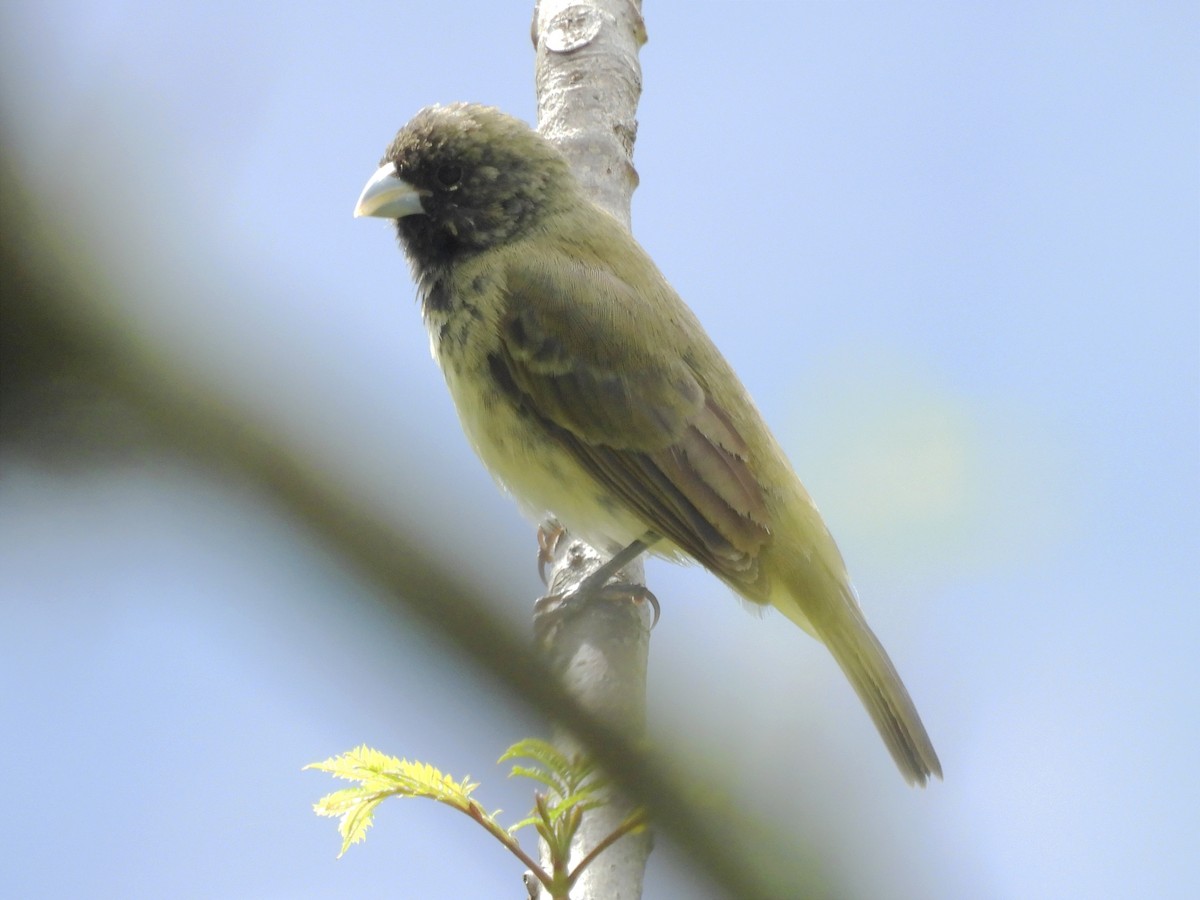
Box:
[354,102,941,785]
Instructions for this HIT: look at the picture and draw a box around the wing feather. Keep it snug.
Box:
[495,257,772,583]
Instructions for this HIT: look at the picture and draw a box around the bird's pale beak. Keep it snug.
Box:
[353,162,427,219]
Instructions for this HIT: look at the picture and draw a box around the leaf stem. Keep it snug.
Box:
[567,808,650,887]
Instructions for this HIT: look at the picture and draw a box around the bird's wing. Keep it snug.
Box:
[493,255,772,582]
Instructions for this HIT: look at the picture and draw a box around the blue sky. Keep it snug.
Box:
[1,2,1197,898]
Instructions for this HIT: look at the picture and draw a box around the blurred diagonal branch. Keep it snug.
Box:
[0,150,798,899]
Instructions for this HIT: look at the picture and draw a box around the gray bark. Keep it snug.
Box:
[531,3,653,898]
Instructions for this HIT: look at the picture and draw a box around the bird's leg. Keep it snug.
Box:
[534,532,661,628]
[575,536,654,597]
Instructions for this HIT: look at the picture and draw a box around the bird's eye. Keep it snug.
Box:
[436,164,463,188]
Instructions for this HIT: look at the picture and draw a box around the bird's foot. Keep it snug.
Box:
[533,530,660,638]
[534,580,660,635]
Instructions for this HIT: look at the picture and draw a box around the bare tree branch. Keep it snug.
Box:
[531,2,652,897]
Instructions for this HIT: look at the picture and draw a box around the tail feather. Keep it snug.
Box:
[769,572,942,786]
[725,489,941,784]
[816,602,942,786]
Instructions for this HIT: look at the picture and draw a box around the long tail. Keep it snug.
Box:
[771,577,942,786]
[816,599,942,785]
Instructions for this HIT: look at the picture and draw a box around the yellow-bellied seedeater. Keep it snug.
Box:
[355,103,941,785]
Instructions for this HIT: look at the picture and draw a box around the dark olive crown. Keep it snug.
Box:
[385,103,577,268]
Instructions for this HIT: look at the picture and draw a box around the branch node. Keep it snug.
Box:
[544,5,606,54]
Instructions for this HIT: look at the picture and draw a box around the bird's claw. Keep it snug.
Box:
[534,580,660,631]
[534,528,658,632]
[622,582,661,628]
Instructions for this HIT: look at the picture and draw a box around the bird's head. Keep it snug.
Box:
[355,103,576,269]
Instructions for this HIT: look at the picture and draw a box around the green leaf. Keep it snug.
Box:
[305,737,637,886]
[312,787,387,856]
[544,789,605,822]
[507,813,544,834]
[500,738,575,783]
[507,763,563,794]
[306,745,494,857]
